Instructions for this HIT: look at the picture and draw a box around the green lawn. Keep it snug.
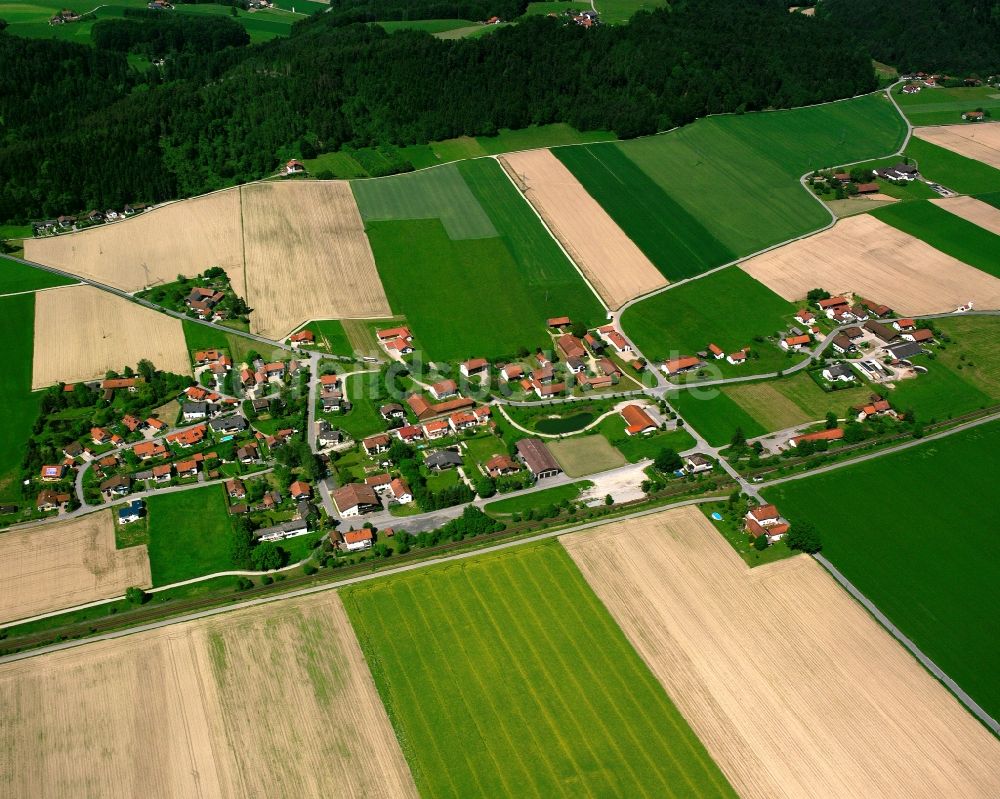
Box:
[566,93,905,268]
[904,137,1000,194]
[932,315,1000,400]
[554,144,735,280]
[352,162,497,240]
[2,0,295,44]
[889,356,992,422]
[337,372,386,439]
[342,542,737,799]
[763,419,1000,721]
[306,319,354,356]
[304,150,369,179]
[870,201,1000,279]
[0,254,76,294]
[895,85,1000,127]
[0,294,41,501]
[181,320,284,364]
[621,267,796,364]
[363,159,604,360]
[594,0,667,23]
[595,417,696,462]
[668,388,767,447]
[145,484,236,585]
[484,481,592,514]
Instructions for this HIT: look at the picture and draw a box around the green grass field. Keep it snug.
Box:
[668,388,767,447]
[594,0,667,23]
[595,417,696,462]
[362,159,604,360]
[895,85,1000,127]
[0,294,42,501]
[146,484,235,585]
[933,315,1000,400]
[485,481,591,514]
[2,1,295,44]
[0,255,76,294]
[337,372,385,439]
[563,93,905,272]
[353,162,497,239]
[301,319,353,355]
[870,201,1000,279]
[977,190,1000,210]
[620,267,796,364]
[181,320,284,364]
[904,137,1000,194]
[375,18,476,35]
[342,542,737,799]
[554,145,735,280]
[763,420,1000,720]
[890,356,992,422]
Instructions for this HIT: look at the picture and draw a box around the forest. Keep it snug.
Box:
[92,12,250,56]
[819,0,1000,75]
[0,0,878,223]
[323,0,530,25]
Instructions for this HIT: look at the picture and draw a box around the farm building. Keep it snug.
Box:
[516,439,561,480]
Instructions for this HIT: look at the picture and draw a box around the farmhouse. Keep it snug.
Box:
[684,454,713,474]
[36,489,71,512]
[100,474,131,497]
[407,393,476,422]
[902,328,934,343]
[856,182,880,194]
[662,356,701,376]
[865,320,900,343]
[708,343,724,360]
[256,518,310,542]
[831,334,856,354]
[362,434,391,456]
[102,377,144,392]
[857,398,896,421]
[284,159,306,175]
[876,163,919,181]
[395,424,424,443]
[860,298,892,317]
[377,326,412,343]
[794,309,815,324]
[380,403,405,421]
[780,334,811,351]
[790,428,845,447]
[40,464,65,482]
[365,473,392,493]
[887,341,924,360]
[744,505,790,543]
[534,381,566,399]
[118,500,144,526]
[547,316,572,328]
[429,379,458,400]
[389,478,413,504]
[385,337,413,355]
[818,296,849,313]
[341,527,374,552]
[500,364,524,382]
[460,358,489,378]
[557,334,586,360]
[822,363,856,382]
[621,405,657,436]
[893,318,916,331]
[962,111,986,121]
[485,454,520,477]
[426,450,463,470]
[516,438,561,480]
[331,483,381,517]
[289,329,314,348]
[726,351,748,365]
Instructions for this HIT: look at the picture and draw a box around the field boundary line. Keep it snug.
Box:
[238,184,250,302]
[812,553,1000,736]
[0,495,727,664]
[494,155,609,313]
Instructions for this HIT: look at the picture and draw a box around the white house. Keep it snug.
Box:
[342,528,374,552]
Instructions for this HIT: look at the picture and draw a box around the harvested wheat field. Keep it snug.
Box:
[0,512,149,625]
[562,505,1000,799]
[24,189,244,293]
[32,285,190,388]
[741,214,1000,314]
[241,182,391,339]
[0,592,417,799]
[914,123,1000,169]
[500,150,667,308]
[931,194,1000,236]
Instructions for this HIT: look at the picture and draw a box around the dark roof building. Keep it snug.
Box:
[516,438,561,479]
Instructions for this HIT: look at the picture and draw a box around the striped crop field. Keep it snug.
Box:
[342,541,736,799]
[556,92,906,278]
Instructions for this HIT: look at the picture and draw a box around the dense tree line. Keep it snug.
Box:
[92,13,250,56]
[819,0,1000,75]
[0,0,876,223]
[323,0,529,25]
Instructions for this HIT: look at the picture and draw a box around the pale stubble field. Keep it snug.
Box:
[563,505,1000,799]
[0,592,417,799]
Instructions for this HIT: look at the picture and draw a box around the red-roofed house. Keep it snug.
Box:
[780,334,811,351]
[500,364,523,382]
[620,405,657,436]
[790,428,844,447]
[289,329,314,348]
[390,478,413,504]
[708,343,724,359]
[460,358,489,378]
[377,326,412,342]
[430,379,458,400]
[547,316,571,328]
[662,356,701,376]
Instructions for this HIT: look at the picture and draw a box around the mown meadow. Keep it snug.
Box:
[342,541,737,799]
[764,419,1000,721]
